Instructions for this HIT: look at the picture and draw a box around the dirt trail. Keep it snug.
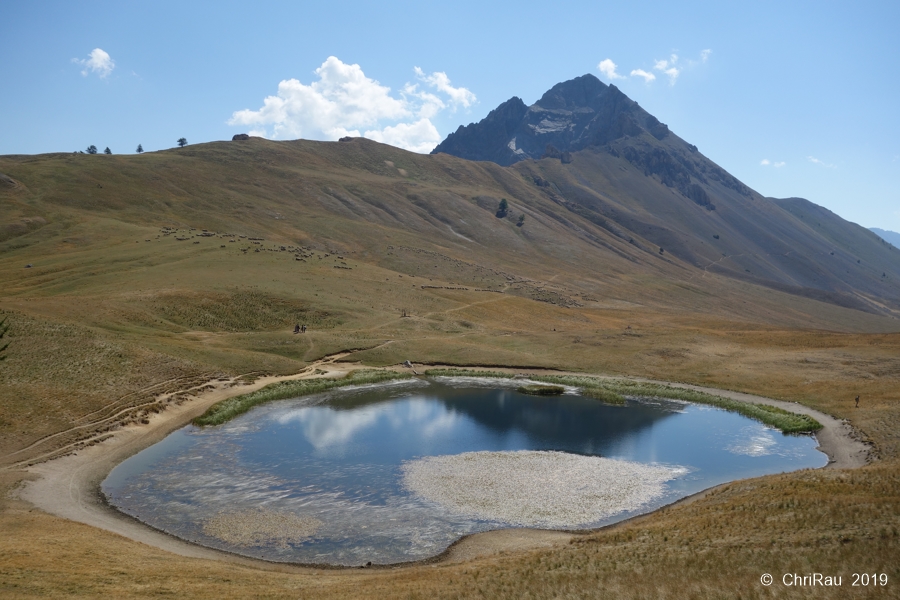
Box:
[11,362,870,569]
[13,354,355,569]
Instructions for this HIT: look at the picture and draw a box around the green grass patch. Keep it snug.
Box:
[517,384,565,396]
[193,369,413,427]
[423,369,821,433]
[424,368,515,379]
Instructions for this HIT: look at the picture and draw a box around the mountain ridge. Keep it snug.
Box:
[429,74,900,314]
[1,135,898,323]
[870,227,900,249]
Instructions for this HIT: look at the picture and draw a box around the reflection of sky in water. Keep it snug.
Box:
[103,380,827,565]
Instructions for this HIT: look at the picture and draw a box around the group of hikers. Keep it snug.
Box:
[293,324,307,334]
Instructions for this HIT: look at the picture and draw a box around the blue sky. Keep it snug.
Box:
[2,1,898,231]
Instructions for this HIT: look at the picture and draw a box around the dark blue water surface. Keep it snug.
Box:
[103,377,826,565]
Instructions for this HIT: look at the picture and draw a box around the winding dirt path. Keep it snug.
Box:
[11,363,871,569]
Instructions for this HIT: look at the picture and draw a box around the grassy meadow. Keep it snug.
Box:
[1,139,899,597]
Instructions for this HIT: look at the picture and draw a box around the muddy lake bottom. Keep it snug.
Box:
[102,378,826,566]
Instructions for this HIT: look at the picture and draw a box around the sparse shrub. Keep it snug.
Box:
[517,214,525,227]
[104,147,112,155]
[136,144,143,153]
[86,145,98,155]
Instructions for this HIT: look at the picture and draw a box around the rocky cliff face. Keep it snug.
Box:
[432,74,671,166]
[431,97,528,164]
[433,74,752,212]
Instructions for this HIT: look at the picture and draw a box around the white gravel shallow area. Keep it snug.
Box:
[401,450,685,528]
[202,509,322,548]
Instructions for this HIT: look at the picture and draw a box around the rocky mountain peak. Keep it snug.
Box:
[534,73,611,109]
[432,73,670,166]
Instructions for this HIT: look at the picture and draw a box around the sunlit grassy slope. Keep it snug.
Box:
[1,138,899,598]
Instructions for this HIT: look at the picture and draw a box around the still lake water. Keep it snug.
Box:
[103,377,826,565]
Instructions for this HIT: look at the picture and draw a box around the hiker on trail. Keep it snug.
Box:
[293,324,300,334]
[301,324,307,333]
[855,395,860,408]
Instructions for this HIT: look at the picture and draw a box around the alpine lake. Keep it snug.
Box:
[102,377,827,566]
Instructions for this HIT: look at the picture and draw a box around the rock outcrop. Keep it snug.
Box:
[232,134,250,141]
[432,74,670,166]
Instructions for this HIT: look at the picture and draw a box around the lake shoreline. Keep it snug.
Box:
[16,360,871,570]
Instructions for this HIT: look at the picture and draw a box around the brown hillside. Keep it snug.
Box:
[1,138,899,598]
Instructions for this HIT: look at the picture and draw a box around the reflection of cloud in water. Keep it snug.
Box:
[104,383,825,565]
[727,425,777,456]
[278,406,382,448]
[275,399,461,449]
[419,410,459,438]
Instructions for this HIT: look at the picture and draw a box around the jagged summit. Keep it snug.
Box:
[427,74,900,314]
[432,74,672,166]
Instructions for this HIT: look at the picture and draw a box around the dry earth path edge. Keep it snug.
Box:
[9,360,872,570]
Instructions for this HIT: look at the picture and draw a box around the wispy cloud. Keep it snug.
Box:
[654,54,681,85]
[761,159,786,168]
[630,69,656,83]
[229,57,475,153]
[623,49,709,86]
[808,156,837,169]
[73,48,114,78]
[413,67,476,109]
[597,59,625,80]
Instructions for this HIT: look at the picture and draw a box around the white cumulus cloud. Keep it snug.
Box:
[73,48,115,78]
[413,67,476,109]
[760,159,771,166]
[597,59,625,80]
[654,54,681,84]
[229,57,474,153]
[761,159,786,168]
[364,118,441,154]
[701,49,712,63]
[630,69,656,83]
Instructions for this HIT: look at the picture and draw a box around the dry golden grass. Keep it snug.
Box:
[1,140,899,597]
